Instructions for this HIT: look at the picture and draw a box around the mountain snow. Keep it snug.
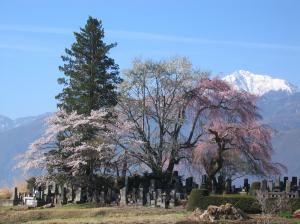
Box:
[0,113,51,133]
[223,70,298,96]
[0,115,14,132]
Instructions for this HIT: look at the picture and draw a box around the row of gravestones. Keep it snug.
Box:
[120,186,181,208]
[11,172,199,206]
[10,175,237,207]
[28,184,117,205]
[260,176,300,193]
[200,175,240,194]
[198,175,300,195]
[119,175,197,208]
[12,175,300,207]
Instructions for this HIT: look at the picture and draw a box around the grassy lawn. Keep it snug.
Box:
[1,205,300,224]
[0,205,189,224]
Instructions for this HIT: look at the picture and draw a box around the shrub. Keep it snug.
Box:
[250,181,261,192]
[186,189,209,211]
[187,189,300,214]
[289,198,300,212]
[187,193,261,213]
[278,210,293,219]
[0,188,11,199]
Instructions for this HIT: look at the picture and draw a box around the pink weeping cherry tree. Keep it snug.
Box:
[188,77,285,187]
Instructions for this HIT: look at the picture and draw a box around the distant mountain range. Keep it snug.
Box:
[0,114,51,133]
[0,114,49,187]
[1,70,300,187]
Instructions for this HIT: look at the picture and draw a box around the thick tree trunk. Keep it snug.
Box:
[166,159,175,175]
[206,156,223,191]
[86,161,95,203]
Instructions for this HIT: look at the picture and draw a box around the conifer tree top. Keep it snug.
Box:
[56,16,122,115]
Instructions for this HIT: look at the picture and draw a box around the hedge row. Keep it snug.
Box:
[187,189,300,213]
[187,189,260,213]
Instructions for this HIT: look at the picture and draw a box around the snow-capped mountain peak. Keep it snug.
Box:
[223,70,298,96]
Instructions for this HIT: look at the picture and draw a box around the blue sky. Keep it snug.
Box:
[1,0,300,118]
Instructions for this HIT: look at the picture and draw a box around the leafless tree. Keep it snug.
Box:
[117,57,206,178]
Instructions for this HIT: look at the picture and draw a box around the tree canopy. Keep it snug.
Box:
[56,16,122,114]
[16,17,284,197]
[190,78,285,186]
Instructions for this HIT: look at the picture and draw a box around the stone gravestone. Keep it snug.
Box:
[131,188,136,204]
[99,191,105,204]
[66,187,73,203]
[46,183,52,203]
[137,187,145,205]
[225,178,232,194]
[169,190,175,208]
[106,188,112,204]
[120,187,127,205]
[243,178,250,192]
[150,179,156,192]
[75,187,82,203]
[261,180,268,192]
[12,187,18,205]
[161,192,168,209]
[51,182,56,194]
[274,176,281,192]
[185,177,193,195]
[176,192,181,202]
[36,186,42,201]
[120,176,129,205]
[151,191,157,207]
[55,185,62,205]
[43,185,47,196]
[146,192,151,206]
[50,184,55,203]
[62,187,67,204]
[217,175,224,194]
[111,189,117,204]
[284,177,288,189]
[157,189,162,207]
[267,180,274,192]
[149,179,156,207]
[211,180,217,194]
[200,175,208,189]
[231,185,236,194]
[292,177,298,191]
[173,172,182,193]
[286,181,291,193]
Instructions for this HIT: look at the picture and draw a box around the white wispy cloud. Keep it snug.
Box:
[0,44,57,53]
[0,25,73,35]
[0,24,300,52]
[108,30,300,52]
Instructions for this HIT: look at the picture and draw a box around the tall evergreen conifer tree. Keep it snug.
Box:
[56,16,121,114]
[53,17,121,201]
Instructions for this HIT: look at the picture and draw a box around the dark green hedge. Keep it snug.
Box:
[186,189,209,211]
[291,198,300,211]
[187,190,300,213]
[187,190,260,213]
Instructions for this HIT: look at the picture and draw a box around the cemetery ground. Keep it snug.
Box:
[1,205,300,224]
